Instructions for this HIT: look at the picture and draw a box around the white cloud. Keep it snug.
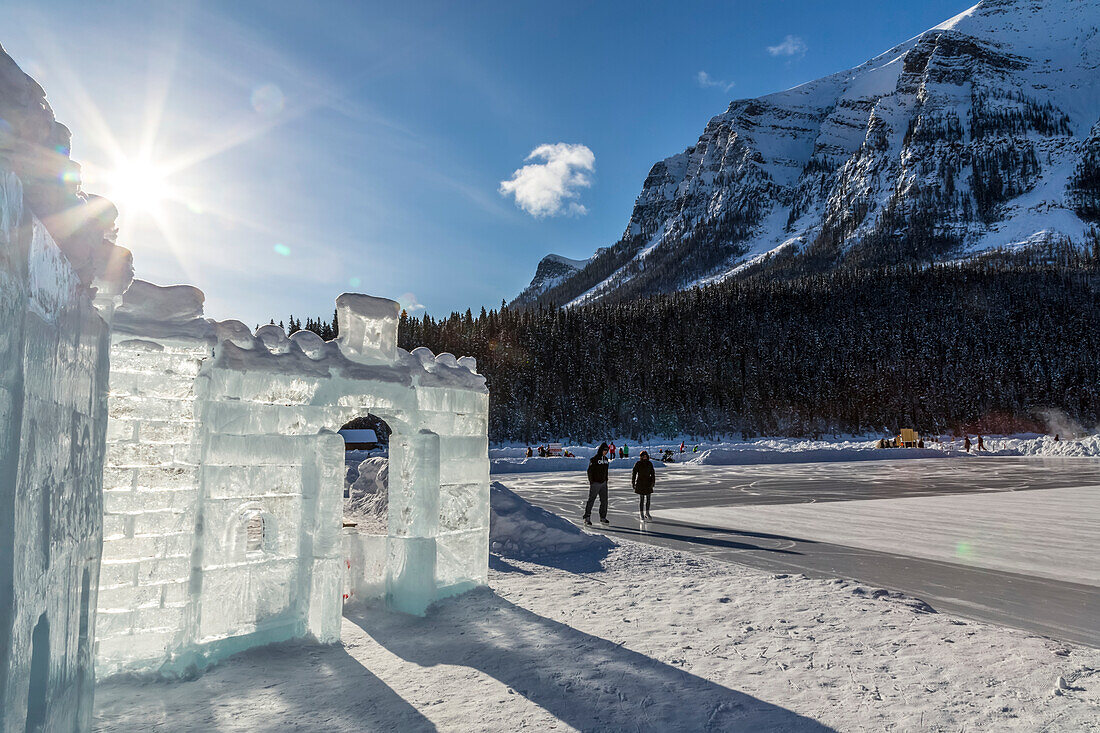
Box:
[696,71,735,92]
[767,35,808,58]
[499,143,595,218]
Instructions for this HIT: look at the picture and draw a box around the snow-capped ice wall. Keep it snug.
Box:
[97,282,490,675]
[0,172,112,731]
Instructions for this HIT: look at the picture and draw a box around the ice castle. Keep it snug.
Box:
[0,43,489,731]
[96,282,489,675]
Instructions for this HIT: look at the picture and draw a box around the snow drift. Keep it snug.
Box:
[489,482,611,559]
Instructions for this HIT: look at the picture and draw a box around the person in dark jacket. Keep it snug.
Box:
[583,443,611,526]
[632,451,656,520]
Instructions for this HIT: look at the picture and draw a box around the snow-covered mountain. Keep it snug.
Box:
[517,0,1100,307]
[512,253,589,303]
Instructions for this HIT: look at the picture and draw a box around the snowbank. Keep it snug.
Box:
[490,433,1100,474]
[489,482,611,559]
[987,433,1100,458]
[682,445,945,466]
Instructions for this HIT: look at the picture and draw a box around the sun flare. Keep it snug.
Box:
[105,157,169,216]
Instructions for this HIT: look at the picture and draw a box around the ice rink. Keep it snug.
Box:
[502,457,1100,646]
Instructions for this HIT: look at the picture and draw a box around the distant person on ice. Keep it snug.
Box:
[679,441,685,454]
[964,435,972,453]
[632,450,656,521]
[583,442,611,526]
[977,435,985,451]
[526,446,533,458]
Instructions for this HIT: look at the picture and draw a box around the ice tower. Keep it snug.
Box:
[96,282,490,675]
[0,47,133,732]
[0,169,110,733]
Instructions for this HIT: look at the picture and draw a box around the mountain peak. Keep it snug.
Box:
[516,0,1100,307]
[511,253,591,306]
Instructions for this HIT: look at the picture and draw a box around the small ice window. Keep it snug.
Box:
[246,515,265,553]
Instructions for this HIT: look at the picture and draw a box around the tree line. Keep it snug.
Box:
[277,236,1100,443]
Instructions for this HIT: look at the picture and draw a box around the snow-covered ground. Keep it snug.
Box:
[491,433,1100,473]
[660,485,1100,587]
[95,479,1100,731]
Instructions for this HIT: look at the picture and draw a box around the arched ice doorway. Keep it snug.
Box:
[340,414,391,533]
[333,407,443,615]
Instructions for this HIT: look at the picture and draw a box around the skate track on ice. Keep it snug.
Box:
[501,457,1100,647]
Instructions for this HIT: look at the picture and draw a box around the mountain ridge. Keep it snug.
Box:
[514,0,1100,307]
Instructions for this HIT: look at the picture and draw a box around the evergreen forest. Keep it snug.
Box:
[281,238,1100,443]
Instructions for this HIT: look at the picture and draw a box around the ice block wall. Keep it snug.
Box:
[96,320,209,675]
[95,285,490,675]
[0,172,111,733]
[195,356,348,652]
[420,385,490,599]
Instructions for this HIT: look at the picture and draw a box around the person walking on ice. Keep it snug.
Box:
[632,450,656,521]
[583,442,611,526]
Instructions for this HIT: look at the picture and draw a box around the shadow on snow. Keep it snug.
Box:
[93,638,434,732]
[348,590,834,732]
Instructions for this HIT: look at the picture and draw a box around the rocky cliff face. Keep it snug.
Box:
[518,0,1100,307]
[511,254,589,304]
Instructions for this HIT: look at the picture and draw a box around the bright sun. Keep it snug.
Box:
[106,158,169,215]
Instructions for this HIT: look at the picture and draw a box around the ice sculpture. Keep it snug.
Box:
[97,283,489,675]
[1,37,486,721]
[0,48,131,731]
[0,175,124,729]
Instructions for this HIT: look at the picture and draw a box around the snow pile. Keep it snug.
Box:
[988,433,1100,458]
[492,456,594,474]
[683,441,945,466]
[489,481,611,559]
[344,457,388,534]
[490,437,950,473]
[491,433,1100,474]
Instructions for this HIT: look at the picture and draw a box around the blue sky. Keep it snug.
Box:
[2,0,973,325]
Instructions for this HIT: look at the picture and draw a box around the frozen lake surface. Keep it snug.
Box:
[502,457,1100,646]
[502,455,1100,508]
